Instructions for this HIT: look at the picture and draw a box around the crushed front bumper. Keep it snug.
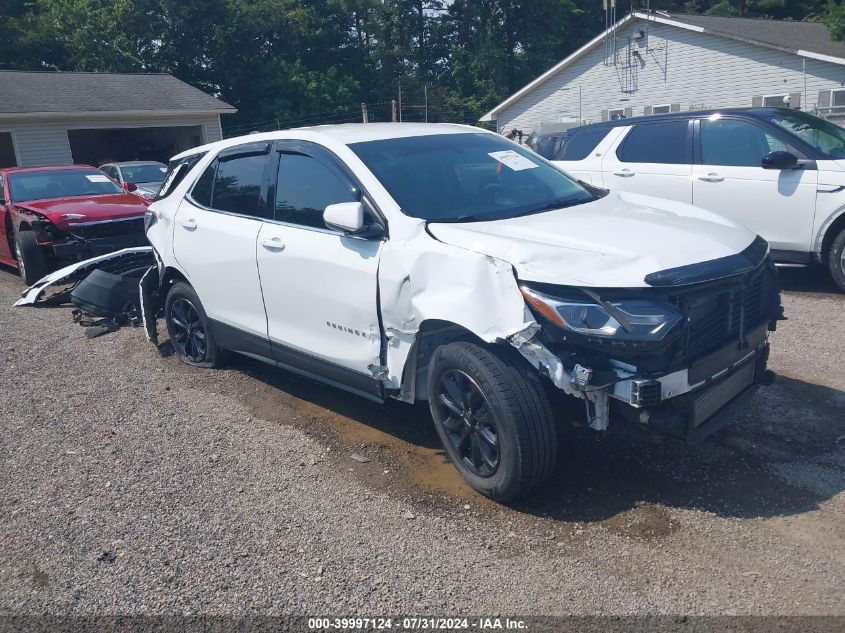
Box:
[611,340,771,443]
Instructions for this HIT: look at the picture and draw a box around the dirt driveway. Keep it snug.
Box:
[0,264,843,616]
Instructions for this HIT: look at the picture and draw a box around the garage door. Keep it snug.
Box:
[68,125,203,166]
[0,132,17,167]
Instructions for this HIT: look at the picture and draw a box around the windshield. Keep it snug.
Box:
[120,163,167,183]
[349,132,596,221]
[9,169,125,203]
[764,110,845,159]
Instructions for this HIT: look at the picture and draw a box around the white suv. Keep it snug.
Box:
[552,108,845,292]
[143,123,781,500]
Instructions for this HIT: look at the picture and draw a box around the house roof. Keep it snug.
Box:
[480,12,845,122]
[0,71,236,116]
[643,13,845,60]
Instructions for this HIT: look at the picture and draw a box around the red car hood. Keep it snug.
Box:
[15,194,150,231]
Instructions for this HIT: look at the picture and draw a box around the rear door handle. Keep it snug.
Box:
[697,173,724,182]
[260,236,285,251]
[613,169,635,177]
[181,218,197,230]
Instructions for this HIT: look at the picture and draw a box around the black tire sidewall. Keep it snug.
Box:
[14,230,49,286]
[828,228,845,293]
[427,344,529,499]
[164,282,219,367]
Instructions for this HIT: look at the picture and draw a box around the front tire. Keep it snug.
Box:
[14,230,49,286]
[427,342,557,501]
[165,282,222,368]
[828,226,845,293]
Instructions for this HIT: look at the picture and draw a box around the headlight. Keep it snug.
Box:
[520,286,682,341]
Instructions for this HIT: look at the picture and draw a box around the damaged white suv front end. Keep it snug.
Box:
[138,123,781,501]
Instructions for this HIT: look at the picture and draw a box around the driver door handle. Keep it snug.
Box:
[181,218,197,230]
[613,169,635,177]
[260,236,285,251]
[697,173,724,182]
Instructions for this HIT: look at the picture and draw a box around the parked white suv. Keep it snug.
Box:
[142,123,781,500]
[552,107,845,292]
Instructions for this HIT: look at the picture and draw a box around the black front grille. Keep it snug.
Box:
[682,265,773,360]
[68,218,145,240]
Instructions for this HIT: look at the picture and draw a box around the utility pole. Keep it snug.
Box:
[391,100,397,122]
[361,102,368,124]
[424,85,428,123]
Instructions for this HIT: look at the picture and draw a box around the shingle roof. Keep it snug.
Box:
[663,13,845,59]
[0,71,236,115]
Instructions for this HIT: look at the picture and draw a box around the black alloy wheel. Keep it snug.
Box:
[433,369,500,477]
[168,297,207,363]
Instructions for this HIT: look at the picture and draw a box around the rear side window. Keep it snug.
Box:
[156,152,205,200]
[617,121,690,164]
[213,154,267,217]
[556,128,610,161]
[189,150,270,219]
[275,153,358,229]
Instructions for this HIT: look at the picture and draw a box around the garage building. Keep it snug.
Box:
[0,71,236,168]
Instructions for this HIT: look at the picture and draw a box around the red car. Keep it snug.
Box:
[0,165,150,284]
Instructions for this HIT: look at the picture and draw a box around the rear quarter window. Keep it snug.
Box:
[555,128,610,161]
[155,152,206,201]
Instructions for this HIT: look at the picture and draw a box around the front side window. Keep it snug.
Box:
[8,169,124,202]
[617,121,690,164]
[190,152,269,219]
[700,118,791,167]
[763,109,845,159]
[275,153,358,229]
[349,132,596,222]
[555,128,610,161]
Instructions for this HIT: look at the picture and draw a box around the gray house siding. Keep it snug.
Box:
[496,20,845,134]
[1,113,223,166]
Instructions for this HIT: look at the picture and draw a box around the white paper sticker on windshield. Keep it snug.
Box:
[488,150,539,171]
[86,174,111,183]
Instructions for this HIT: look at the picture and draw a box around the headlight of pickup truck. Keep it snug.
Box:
[520,286,682,341]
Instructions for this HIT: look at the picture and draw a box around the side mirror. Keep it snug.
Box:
[324,201,365,233]
[762,151,798,170]
[123,182,138,192]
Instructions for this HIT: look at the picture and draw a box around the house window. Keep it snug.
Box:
[762,94,789,107]
[832,89,845,110]
[607,108,625,120]
[652,104,672,114]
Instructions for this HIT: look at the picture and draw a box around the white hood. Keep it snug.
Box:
[427,191,757,288]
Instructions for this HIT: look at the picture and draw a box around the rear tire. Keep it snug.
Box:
[164,282,223,368]
[427,341,557,501]
[828,226,845,293]
[14,230,49,286]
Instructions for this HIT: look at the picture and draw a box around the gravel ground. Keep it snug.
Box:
[0,264,843,617]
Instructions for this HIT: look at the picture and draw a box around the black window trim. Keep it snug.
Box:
[185,142,273,220]
[268,139,388,239]
[615,119,694,165]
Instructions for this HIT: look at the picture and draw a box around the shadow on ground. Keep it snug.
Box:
[231,351,845,525]
[778,265,842,295]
